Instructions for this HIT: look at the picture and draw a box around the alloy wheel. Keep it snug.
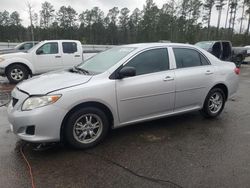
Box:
[73,113,103,144]
[208,92,223,114]
[10,68,24,81]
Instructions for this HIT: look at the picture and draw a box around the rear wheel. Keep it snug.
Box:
[64,107,109,149]
[201,88,226,118]
[6,64,29,83]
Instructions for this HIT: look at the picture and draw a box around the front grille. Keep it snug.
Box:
[12,97,18,107]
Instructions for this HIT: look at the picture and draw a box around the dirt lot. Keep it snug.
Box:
[0,65,250,188]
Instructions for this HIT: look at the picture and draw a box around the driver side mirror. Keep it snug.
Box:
[118,66,136,79]
[36,49,44,55]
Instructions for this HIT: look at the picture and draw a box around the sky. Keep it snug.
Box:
[0,0,248,32]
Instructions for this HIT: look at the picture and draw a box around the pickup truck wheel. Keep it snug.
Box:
[6,64,29,84]
[201,88,225,118]
[64,107,109,149]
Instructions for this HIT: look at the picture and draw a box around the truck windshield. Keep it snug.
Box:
[26,42,41,53]
[77,47,135,73]
[195,42,213,50]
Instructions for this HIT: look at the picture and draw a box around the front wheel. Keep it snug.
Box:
[64,107,109,149]
[201,88,226,118]
[6,64,29,84]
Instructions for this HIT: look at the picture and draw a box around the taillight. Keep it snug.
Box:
[234,67,240,75]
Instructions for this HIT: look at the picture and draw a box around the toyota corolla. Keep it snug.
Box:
[7,43,239,149]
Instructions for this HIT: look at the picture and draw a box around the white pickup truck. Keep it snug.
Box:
[0,40,95,83]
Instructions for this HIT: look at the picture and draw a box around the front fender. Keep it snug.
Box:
[0,57,34,74]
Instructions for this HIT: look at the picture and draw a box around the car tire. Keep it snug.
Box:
[201,88,226,118]
[64,107,109,149]
[6,64,29,84]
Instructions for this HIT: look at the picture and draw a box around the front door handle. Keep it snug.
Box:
[163,76,174,81]
[75,55,80,57]
[205,70,213,75]
[55,55,61,58]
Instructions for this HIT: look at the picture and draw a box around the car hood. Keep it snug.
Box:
[0,51,28,59]
[17,70,93,95]
[0,49,17,55]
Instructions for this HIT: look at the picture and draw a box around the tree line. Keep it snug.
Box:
[0,0,250,46]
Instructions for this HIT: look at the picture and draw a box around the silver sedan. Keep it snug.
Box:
[8,43,239,149]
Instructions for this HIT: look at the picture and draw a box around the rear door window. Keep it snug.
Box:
[62,42,77,53]
[173,48,209,68]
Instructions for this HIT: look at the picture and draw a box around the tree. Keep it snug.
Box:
[119,8,130,43]
[203,0,215,38]
[140,0,159,42]
[215,0,226,37]
[10,11,22,26]
[57,6,78,28]
[157,3,173,41]
[1,0,250,45]
[228,0,238,31]
[79,7,105,43]
[106,7,120,44]
[246,0,250,35]
[90,7,105,44]
[91,7,104,23]
[239,0,247,33]
[231,0,239,32]
[0,10,10,26]
[107,7,119,24]
[225,0,231,28]
[9,11,23,41]
[160,1,177,41]
[27,2,36,42]
[189,0,203,22]
[40,1,55,28]
[129,8,142,42]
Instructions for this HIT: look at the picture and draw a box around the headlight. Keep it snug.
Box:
[22,95,61,111]
[0,57,5,62]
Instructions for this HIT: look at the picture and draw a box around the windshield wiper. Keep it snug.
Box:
[72,66,89,74]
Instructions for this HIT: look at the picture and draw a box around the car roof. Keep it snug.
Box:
[42,40,80,43]
[17,41,39,44]
[120,42,195,49]
[196,40,231,43]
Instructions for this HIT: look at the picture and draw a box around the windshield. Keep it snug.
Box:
[77,47,136,73]
[27,42,41,52]
[14,43,24,49]
[195,42,213,50]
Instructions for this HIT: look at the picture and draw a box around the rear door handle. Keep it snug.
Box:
[75,55,80,57]
[205,70,213,75]
[55,56,61,58]
[163,76,174,81]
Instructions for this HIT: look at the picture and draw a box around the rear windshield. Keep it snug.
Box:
[78,47,136,73]
[195,42,213,50]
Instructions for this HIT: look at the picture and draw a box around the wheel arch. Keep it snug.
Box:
[5,62,33,76]
[210,83,228,101]
[60,101,114,142]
